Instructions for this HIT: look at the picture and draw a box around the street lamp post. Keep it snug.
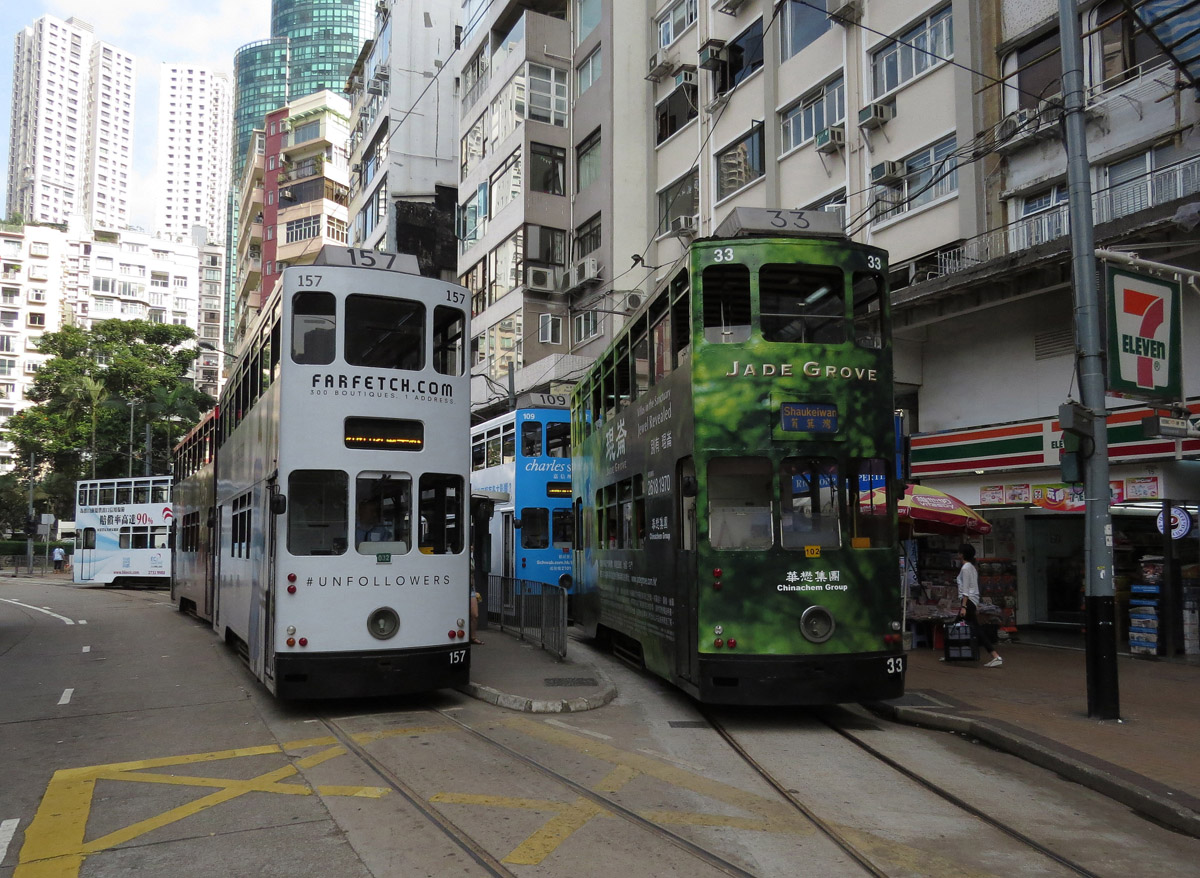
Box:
[127,400,138,478]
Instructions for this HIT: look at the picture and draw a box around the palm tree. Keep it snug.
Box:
[64,376,108,478]
[145,385,201,469]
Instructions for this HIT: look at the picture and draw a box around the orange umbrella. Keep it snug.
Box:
[861,483,992,535]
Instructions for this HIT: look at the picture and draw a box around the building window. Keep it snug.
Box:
[656,84,698,144]
[27,313,46,328]
[716,19,765,94]
[525,225,566,267]
[489,229,524,301]
[460,113,487,180]
[781,75,845,153]
[658,0,698,48]
[576,0,600,44]
[780,0,831,61]
[1096,0,1166,88]
[285,215,321,244]
[657,170,699,234]
[575,214,601,258]
[489,150,522,218]
[872,6,953,97]
[577,129,601,191]
[529,143,565,195]
[873,135,958,222]
[716,125,765,201]
[577,48,602,96]
[1007,29,1060,111]
[574,311,599,344]
[538,313,562,344]
[527,64,568,126]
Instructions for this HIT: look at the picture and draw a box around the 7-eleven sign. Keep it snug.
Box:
[1106,266,1182,403]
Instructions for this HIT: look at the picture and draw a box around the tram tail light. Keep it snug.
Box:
[287,584,297,594]
[714,638,724,648]
[298,637,308,647]
[286,637,295,647]
[713,567,723,591]
[727,638,736,649]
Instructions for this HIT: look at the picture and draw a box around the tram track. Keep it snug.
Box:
[322,709,763,878]
[701,706,1105,878]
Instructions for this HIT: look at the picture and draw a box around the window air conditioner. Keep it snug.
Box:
[526,266,562,293]
[674,67,697,88]
[814,125,845,154]
[670,214,697,235]
[825,0,861,21]
[857,101,895,129]
[870,160,905,185]
[647,51,673,82]
[716,0,747,14]
[698,39,727,71]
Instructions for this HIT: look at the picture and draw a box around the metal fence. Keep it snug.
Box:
[483,574,568,659]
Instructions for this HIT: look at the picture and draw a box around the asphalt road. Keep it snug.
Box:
[3,578,1198,878]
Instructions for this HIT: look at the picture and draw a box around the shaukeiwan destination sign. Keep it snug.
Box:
[1105,265,1182,403]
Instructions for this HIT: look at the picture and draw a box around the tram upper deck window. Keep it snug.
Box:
[345,294,424,371]
[521,421,543,457]
[708,457,773,549]
[287,469,348,556]
[760,266,845,344]
[702,264,751,343]
[152,482,170,504]
[546,421,570,457]
[780,457,841,549]
[292,291,336,365]
[433,305,465,376]
[852,271,885,349]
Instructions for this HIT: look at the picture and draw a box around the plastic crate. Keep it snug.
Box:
[943,621,978,662]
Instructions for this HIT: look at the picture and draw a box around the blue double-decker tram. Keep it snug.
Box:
[470,404,574,596]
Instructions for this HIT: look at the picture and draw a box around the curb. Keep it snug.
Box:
[866,699,1200,840]
[457,680,618,713]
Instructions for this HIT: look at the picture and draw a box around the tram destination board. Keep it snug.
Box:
[780,402,839,433]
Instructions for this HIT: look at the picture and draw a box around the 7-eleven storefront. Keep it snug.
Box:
[910,401,1200,655]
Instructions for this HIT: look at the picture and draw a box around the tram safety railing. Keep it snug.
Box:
[483,574,568,659]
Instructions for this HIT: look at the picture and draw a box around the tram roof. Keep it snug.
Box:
[712,207,847,240]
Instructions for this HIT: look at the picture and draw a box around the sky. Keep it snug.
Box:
[1,0,273,230]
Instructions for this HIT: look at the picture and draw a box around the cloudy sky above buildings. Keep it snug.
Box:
[1,0,273,229]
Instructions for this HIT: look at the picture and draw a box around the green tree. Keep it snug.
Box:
[3,320,214,483]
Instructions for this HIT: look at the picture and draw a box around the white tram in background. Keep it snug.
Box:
[73,476,173,586]
[172,247,472,698]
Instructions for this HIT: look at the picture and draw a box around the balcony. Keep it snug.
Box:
[932,155,1200,278]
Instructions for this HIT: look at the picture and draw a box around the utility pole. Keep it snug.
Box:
[26,451,35,576]
[1059,0,1119,719]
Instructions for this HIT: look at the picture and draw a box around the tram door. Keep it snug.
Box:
[502,511,516,578]
[675,457,699,682]
[76,528,98,582]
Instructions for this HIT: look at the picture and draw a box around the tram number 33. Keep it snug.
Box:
[450,650,468,665]
[886,657,905,675]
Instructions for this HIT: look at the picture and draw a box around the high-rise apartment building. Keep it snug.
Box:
[5,15,135,229]
[153,66,233,244]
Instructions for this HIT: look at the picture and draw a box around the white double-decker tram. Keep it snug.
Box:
[187,247,471,698]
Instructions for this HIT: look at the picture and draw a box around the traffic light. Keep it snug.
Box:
[24,517,36,539]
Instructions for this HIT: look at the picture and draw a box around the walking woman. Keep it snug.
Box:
[957,543,1003,667]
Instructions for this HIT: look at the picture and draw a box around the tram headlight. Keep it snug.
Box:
[367,607,400,640]
[799,605,836,644]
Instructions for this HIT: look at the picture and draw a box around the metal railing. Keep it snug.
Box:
[483,574,568,659]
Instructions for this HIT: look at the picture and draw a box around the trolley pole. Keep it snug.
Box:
[1059,0,1119,719]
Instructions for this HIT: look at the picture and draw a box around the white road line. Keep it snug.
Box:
[0,819,19,862]
[544,718,612,740]
[78,619,87,625]
[58,688,74,705]
[82,646,91,653]
[0,598,75,625]
[637,748,708,771]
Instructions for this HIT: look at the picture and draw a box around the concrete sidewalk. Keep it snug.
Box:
[868,641,1200,838]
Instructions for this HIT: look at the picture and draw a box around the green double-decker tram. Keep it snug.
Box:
[570,208,905,705]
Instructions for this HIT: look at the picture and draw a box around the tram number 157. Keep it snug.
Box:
[450,649,468,665]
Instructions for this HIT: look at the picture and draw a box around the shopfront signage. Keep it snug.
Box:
[1157,506,1193,540]
[1106,266,1182,403]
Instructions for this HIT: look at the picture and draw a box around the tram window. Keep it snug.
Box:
[850,458,893,547]
[417,473,464,554]
[672,279,692,363]
[852,272,885,349]
[521,508,550,549]
[151,526,169,549]
[152,483,170,504]
[708,457,774,549]
[99,484,116,505]
[486,429,502,466]
[546,422,570,457]
[433,305,466,376]
[287,469,348,556]
[615,338,633,407]
[702,264,751,343]
[292,291,336,364]
[82,528,96,550]
[632,327,650,396]
[552,508,574,550]
[346,295,424,371]
[269,318,282,380]
[780,457,841,549]
[521,421,543,457]
[472,438,487,471]
[603,485,619,548]
[501,423,515,464]
[355,473,412,555]
[116,484,132,504]
[133,483,150,504]
[760,265,845,344]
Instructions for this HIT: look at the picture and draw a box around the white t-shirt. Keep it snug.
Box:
[957,560,980,607]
